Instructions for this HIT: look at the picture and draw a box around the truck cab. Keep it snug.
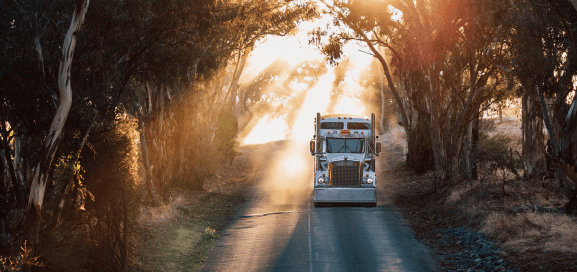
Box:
[310,113,381,206]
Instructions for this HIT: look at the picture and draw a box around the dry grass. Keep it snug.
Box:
[383,117,577,271]
[129,142,276,271]
[445,180,479,204]
[441,170,577,270]
[137,202,178,226]
[482,211,577,253]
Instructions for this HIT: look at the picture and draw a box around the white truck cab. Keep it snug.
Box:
[310,113,381,206]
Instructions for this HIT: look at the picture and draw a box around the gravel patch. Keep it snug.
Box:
[436,226,520,272]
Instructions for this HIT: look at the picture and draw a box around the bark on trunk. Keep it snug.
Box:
[537,85,572,190]
[427,66,451,181]
[521,88,545,177]
[0,143,6,216]
[461,119,473,180]
[406,112,434,172]
[137,110,160,205]
[426,64,477,183]
[14,133,23,191]
[25,0,90,252]
[471,112,479,180]
[156,85,165,195]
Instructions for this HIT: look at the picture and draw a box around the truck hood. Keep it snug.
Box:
[324,153,366,163]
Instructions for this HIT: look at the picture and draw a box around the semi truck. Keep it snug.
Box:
[310,113,381,207]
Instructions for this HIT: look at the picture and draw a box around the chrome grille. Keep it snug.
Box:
[329,160,361,187]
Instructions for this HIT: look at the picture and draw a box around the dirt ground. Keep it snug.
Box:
[380,125,577,271]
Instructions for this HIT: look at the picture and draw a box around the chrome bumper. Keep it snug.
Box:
[314,187,376,204]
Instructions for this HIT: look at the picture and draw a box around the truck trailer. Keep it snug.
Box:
[310,113,381,207]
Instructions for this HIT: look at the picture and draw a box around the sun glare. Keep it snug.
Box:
[242,116,289,145]
[332,95,367,117]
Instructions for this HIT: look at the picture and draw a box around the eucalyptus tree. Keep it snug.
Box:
[502,0,577,202]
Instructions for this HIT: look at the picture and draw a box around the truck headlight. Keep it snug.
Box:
[366,178,373,184]
[317,177,325,184]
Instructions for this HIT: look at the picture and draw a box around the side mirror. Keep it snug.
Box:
[376,141,382,155]
[310,140,315,156]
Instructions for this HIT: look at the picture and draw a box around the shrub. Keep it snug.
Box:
[476,133,523,189]
[44,115,142,271]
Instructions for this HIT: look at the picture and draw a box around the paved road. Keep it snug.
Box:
[202,142,438,272]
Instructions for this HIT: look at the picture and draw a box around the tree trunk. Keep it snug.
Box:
[137,110,160,205]
[406,112,433,172]
[537,84,572,190]
[14,132,23,192]
[521,88,545,178]
[156,84,165,195]
[24,0,90,253]
[427,66,451,181]
[461,119,473,180]
[471,112,479,180]
[0,142,6,220]
[222,52,247,115]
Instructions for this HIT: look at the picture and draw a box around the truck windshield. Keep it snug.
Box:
[321,122,344,129]
[326,138,364,153]
[347,122,370,130]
